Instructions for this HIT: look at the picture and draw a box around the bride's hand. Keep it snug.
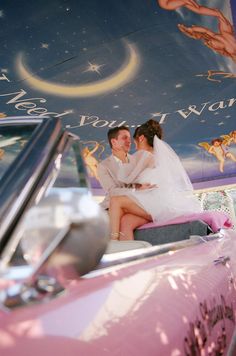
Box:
[112,143,127,162]
[136,183,157,190]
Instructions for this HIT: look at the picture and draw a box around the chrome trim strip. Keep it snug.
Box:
[85,232,224,278]
[0,117,43,125]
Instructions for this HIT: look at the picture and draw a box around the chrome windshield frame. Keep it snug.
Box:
[0,117,64,251]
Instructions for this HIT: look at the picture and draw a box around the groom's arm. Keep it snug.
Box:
[97,161,119,194]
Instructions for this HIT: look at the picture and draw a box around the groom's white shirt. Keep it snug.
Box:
[97,153,131,209]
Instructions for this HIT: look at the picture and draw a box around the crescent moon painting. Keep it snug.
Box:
[16,41,140,97]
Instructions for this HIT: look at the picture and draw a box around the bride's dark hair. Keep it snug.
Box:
[133,119,163,147]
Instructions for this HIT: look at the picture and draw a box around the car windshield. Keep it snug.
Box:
[0,124,36,181]
[0,134,91,270]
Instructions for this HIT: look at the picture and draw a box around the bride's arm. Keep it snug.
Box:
[118,150,154,184]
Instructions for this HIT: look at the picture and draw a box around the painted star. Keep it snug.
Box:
[64,109,74,114]
[150,112,162,117]
[83,62,105,75]
[41,43,49,49]
[175,83,183,88]
[218,122,224,126]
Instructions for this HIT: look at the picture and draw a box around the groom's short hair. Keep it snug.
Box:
[107,126,130,148]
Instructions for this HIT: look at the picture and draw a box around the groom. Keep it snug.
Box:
[97,126,132,210]
[97,126,150,238]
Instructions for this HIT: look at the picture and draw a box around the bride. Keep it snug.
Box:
[109,119,202,240]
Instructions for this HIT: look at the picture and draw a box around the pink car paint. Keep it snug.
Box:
[0,229,236,356]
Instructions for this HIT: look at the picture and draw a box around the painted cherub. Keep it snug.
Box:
[221,130,236,146]
[0,136,22,160]
[199,138,236,173]
[82,142,103,180]
[0,148,4,159]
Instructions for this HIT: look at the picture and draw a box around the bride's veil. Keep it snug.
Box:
[153,135,193,192]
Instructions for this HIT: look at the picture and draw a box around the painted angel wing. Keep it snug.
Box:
[198,142,211,151]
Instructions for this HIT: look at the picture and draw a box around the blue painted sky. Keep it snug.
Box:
[0,0,235,187]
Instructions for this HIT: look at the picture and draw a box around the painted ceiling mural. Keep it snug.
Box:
[0,0,235,191]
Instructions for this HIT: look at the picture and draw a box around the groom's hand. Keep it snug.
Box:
[112,142,127,162]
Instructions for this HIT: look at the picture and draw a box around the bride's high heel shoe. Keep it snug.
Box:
[110,232,120,240]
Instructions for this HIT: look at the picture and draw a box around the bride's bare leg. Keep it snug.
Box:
[109,196,151,239]
[120,214,150,240]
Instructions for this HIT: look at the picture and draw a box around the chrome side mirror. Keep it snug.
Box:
[41,217,109,278]
[0,191,109,309]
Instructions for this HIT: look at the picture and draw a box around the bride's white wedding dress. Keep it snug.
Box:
[116,136,202,223]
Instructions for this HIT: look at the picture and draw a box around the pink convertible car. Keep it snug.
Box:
[0,117,236,356]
